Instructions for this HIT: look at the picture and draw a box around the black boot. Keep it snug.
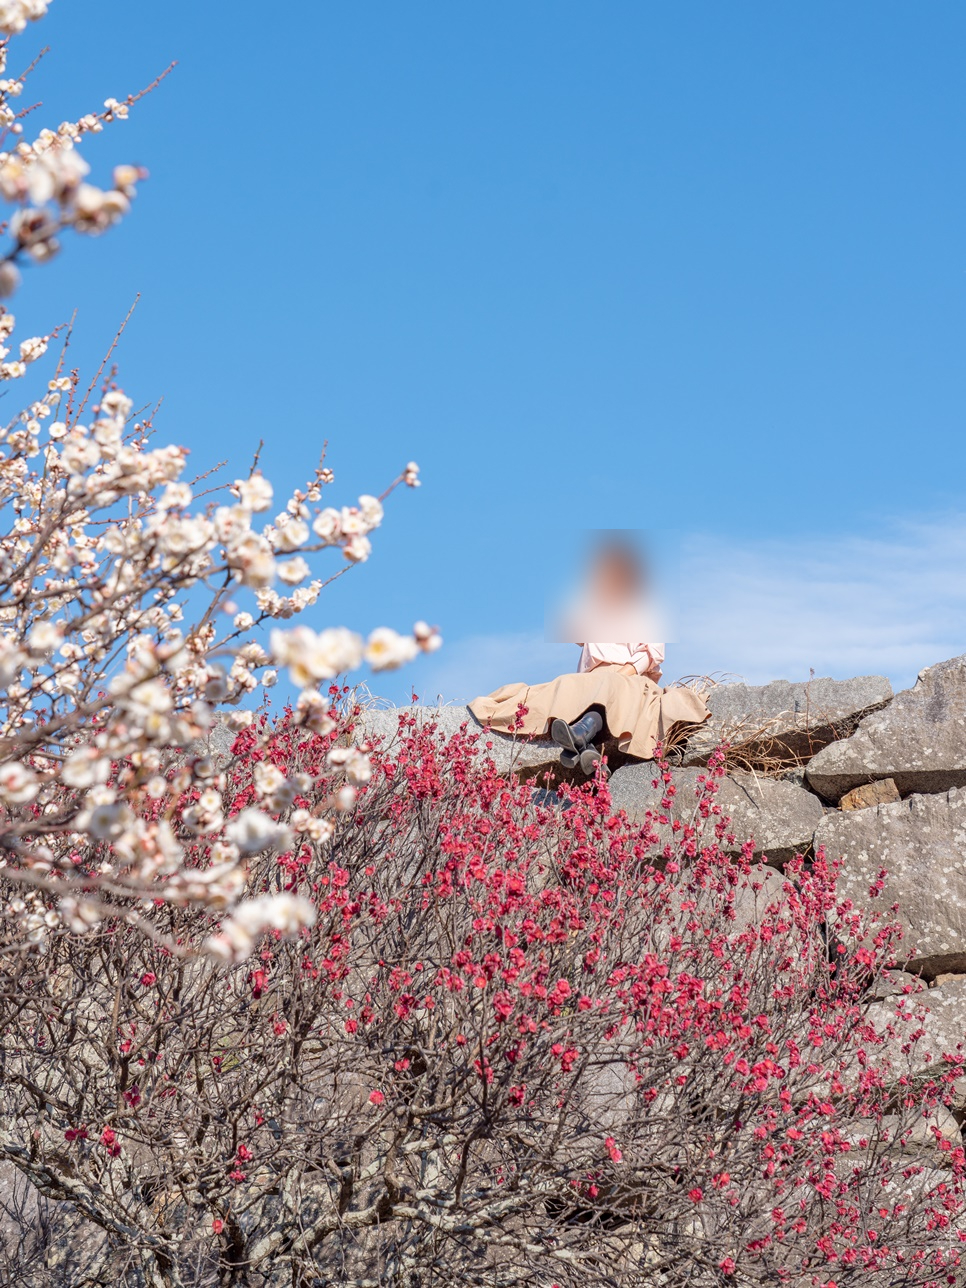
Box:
[551,710,604,754]
[579,746,610,779]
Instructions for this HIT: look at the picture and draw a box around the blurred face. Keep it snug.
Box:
[543,529,670,646]
[590,548,643,607]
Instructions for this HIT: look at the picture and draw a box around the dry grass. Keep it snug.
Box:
[665,674,872,779]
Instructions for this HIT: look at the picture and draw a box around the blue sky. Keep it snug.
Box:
[16,2,966,702]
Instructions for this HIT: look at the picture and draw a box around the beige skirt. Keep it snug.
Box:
[469,668,709,762]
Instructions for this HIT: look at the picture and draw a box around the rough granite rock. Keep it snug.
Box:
[608,763,824,865]
[817,788,966,976]
[681,675,893,769]
[840,778,901,811]
[190,717,239,765]
[806,654,966,802]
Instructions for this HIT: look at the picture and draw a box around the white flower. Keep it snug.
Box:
[58,896,102,934]
[83,801,133,841]
[339,506,367,536]
[413,620,443,653]
[234,892,316,935]
[19,335,47,364]
[335,785,357,811]
[125,677,173,716]
[101,390,133,420]
[27,145,89,205]
[224,808,292,856]
[61,745,110,789]
[158,482,192,510]
[26,619,62,655]
[270,625,363,686]
[197,788,222,815]
[253,762,286,798]
[0,261,20,299]
[229,532,276,588]
[327,746,372,786]
[273,517,309,552]
[203,892,316,963]
[357,494,384,528]
[296,688,335,734]
[291,810,334,842]
[312,507,341,543]
[0,761,38,804]
[403,461,420,487]
[114,163,142,190]
[214,504,253,547]
[0,638,24,686]
[277,556,309,585]
[0,1,50,37]
[343,534,371,563]
[364,627,418,672]
[233,473,273,512]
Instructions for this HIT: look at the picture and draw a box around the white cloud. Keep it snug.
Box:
[419,517,966,703]
[673,517,966,689]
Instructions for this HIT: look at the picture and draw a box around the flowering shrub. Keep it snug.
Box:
[0,710,962,1285]
[0,8,440,951]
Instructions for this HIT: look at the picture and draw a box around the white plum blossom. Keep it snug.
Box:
[334,785,358,811]
[232,473,273,512]
[272,517,309,552]
[61,745,111,789]
[413,620,443,653]
[0,1,50,38]
[326,746,372,786]
[296,689,335,734]
[82,801,135,842]
[203,892,317,964]
[291,810,334,843]
[26,620,62,655]
[357,494,384,528]
[253,762,286,799]
[312,508,341,543]
[339,507,368,537]
[0,761,38,804]
[270,625,364,686]
[158,481,192,510]
[365,627,419,672]
[233,892,316,935]
[277,556,310,585]
[224,808,292,857]
[343,534,372,563]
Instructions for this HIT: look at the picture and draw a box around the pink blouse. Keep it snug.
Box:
[578,642,665,683]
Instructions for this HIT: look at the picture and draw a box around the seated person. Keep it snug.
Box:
[470,541,708,776]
